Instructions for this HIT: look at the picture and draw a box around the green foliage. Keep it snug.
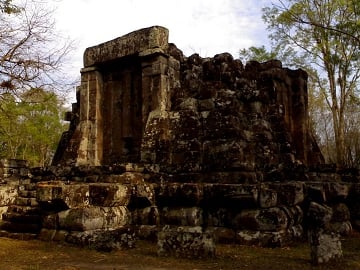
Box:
[0,88,68,166]
[262,0,360,167]
[239,46,278,63]
[0,0,20,14]
[0,0,74,167]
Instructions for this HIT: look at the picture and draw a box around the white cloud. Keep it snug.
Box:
[53,0,271,81]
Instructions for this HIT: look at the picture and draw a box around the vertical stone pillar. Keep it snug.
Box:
[76,67,104,166]
[307,202,343,265]
[140,50,170,124]
[140,50,171,163]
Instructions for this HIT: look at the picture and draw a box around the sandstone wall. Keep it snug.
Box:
[0,164,358,251]
[53,26,323,181]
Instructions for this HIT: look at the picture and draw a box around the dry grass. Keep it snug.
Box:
[0,232,359,270]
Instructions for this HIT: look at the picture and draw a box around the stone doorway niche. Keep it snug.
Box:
[70,26,170,166]
[101,57,143,164]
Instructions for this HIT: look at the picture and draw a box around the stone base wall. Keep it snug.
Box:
[0,159,28,181]
[0,164,358,253]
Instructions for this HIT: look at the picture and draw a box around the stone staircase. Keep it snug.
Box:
[0,178,42,240]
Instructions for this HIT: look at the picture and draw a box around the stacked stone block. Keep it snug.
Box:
[0,159,39,239]
[0,183,19,233]
[32,164,155,251]
[0,159,28,180]
[346,183,360,231]
[155,182,215,257]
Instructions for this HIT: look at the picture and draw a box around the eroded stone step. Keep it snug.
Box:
[19,190,36,198]
[0,220,41,234]
[2,212,41,224]
[18,183,37,191]
[14,197,38,207]
[18,190,37,198]
[7,205,41,215]
[19,178,31,184]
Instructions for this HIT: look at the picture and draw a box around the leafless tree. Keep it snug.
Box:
[0,0,74,98]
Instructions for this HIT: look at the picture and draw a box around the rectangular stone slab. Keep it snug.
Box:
[57,206,129,231]
[157,225,215,258]
[83,26,169,67]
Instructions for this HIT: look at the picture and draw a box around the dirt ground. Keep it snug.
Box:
[0,232,360,270]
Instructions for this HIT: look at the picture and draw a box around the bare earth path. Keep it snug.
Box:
[0,232,360,270]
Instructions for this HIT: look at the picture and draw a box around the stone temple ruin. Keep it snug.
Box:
[1,26,360,264]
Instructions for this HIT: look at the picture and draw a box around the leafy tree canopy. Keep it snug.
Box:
[242,0,360,167]
[0,88,68,166]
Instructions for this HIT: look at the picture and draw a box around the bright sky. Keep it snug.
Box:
[54,0,272,76]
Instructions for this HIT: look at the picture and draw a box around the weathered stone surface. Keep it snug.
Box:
[324,182,349,202]
[89,183,130,206]
[307,202,332,229]
[205,227,236,244]
[161,207,203,226]
[100,172,145,184]
[281,205,303,227]
[203,184,259,208]
[308,172,341,182]
[2,212,41,224]
[287,224,304,240]
[14,197,38,207]
[128,181,155,208]
[308,230,342,265]
[157,226,215,258]
[235,230,289,247]
[84,26,169,67]
[258,185,277,208]
[235,224,303,247]
[155,183,203,207]
[331,203,350,222]
[66,227,136,251]
[269,182,304,206]
[36,182,89,208]
[0,206,8,219]
[234,207,288,231]
[307,201,343,265]
[6,205,41,216]
[135,225,158,241]
[329,221,352,236]
[204,171,259,184]
[131,206,159,225]
[42,213,59,229]
[56,206,129,231]
[0,185,18,206]
[0,159,28,179]
[206,208,232,227]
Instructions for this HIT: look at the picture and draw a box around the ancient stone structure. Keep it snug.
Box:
[1,26,360,262]
[53,26,323,172]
